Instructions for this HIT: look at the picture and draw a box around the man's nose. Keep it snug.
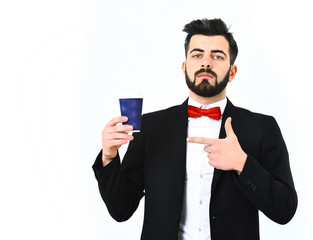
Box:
[201,56,212,69]
[201,64,211,69]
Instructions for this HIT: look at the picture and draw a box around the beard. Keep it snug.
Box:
[185,67,231,98]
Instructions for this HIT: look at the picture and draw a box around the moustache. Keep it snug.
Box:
[194,68,217,79]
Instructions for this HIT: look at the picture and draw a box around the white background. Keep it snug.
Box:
[1,0,312,239]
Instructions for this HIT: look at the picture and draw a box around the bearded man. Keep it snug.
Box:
[92,18,297,240]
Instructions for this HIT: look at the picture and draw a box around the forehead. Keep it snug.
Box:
[189,35,229,54]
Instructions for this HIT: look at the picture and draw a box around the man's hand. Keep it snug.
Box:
[187,117,247,175]
[101,116,134,167]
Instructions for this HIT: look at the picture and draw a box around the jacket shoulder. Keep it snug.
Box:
[233,105,281,136]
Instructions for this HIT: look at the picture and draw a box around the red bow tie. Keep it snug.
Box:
[187,105,221,120]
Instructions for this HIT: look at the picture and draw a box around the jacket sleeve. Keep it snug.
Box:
[92,117,145,222]
[233,116,297,224]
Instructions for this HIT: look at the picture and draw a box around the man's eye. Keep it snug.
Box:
[214,55,223,60]
[193,54,201,58]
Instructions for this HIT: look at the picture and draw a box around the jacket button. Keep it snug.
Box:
[245,179,252,185]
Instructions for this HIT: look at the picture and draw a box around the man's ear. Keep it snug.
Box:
[182,61,186,75]
[228,65,237,82]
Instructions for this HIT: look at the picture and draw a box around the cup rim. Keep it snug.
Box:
[119,97,143,100]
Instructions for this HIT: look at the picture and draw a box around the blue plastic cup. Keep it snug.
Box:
[119,98,143,131]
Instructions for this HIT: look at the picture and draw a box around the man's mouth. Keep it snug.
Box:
[197,73,214,79]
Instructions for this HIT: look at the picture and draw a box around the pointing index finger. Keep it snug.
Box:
[187,137,218,145]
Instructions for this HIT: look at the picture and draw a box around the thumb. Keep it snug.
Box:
[225,117,235,138]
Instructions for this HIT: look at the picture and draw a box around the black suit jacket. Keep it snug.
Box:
[93,98,297,240]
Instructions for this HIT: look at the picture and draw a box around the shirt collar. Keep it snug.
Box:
[188,96,227,115]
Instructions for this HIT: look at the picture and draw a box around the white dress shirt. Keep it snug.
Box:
[178,97,227,240]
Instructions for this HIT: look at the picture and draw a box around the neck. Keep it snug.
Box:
[189,90,226,105]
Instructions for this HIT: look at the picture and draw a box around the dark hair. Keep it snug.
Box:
[183,18,238,65]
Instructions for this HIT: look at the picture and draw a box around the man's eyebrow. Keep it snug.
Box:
[212,50,228,58]
[189,48,204,54]
[189,48,228,58]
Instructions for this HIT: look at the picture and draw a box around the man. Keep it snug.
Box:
[92,18,297,240]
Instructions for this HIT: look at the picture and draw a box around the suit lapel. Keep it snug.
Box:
[168,99,189,201]
[211,98,243,195]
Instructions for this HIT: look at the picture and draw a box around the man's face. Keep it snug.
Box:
[183,35,236,98]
